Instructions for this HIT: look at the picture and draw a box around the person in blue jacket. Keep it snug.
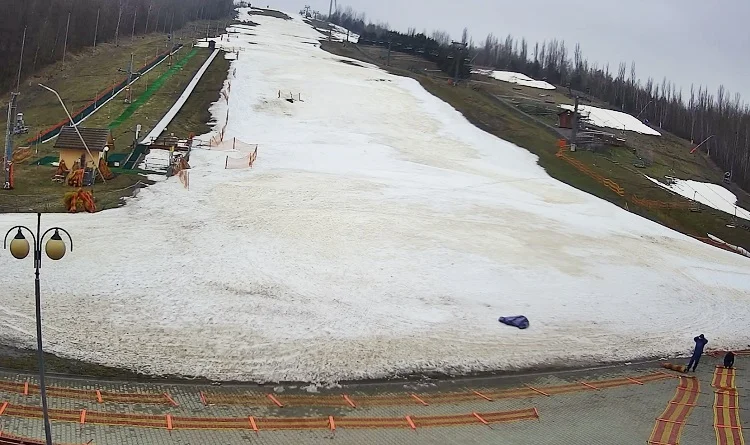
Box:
[686,334,708,372]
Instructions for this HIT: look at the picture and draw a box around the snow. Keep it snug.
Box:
[1,9,749,384]
[707,234,750,258]
[646,176,750,221]
[560,104,661,136]
[472,69,556,90]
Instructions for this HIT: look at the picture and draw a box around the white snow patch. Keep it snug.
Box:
[302,384,319,393]
[560,104,661,136]
[0,8,748,384]
[646,176,750,220]
[708,234,750,258]
[472,69,555,90]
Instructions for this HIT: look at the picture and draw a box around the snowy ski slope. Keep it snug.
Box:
[0,10,748,383]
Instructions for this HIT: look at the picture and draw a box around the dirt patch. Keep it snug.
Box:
[339,59,366,68]
[248,8,291,20]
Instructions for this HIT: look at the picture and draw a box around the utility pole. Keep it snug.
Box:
[62,13,71,69]
[93,9,100,51]
[327,0,333,41]
[131,9,138,43]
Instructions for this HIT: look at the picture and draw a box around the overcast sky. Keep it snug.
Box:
[258,0,750,103]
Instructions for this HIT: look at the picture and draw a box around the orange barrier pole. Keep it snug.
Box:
[248,416,258,434]
[533,407,540,419]
[328,416,336,432]
[164,393,178,407]
[342,394,356,408]
[80,409,86,425]
[656,417,685,424]
[411,394,428,406]
[627,377,644,385]
[267,394,283,407]
[199,391,207,406]
[405,415,416,430]
[580,382,600,391]
[23,382,28,396]
[472,412,489,426]
[0,402,7,416]
[96,390,103,403]
[166,414,173,431]
[525,385,550,397]
[669,401,697,407]
[473,390,492,401]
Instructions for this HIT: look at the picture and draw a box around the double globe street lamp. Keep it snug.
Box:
[4,213,73,445]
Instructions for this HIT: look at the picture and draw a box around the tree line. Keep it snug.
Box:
[0,0,234,92]
[473,34,749,191]
[326,7,750,192]
[324,7,471,79]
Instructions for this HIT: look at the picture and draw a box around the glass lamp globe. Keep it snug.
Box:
[9,230,30,260]
[45,230,66,261]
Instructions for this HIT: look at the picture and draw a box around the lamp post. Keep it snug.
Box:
[4,213,73,445]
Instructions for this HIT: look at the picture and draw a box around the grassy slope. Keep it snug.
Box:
[322,41,750,251]
[0,21,231,213]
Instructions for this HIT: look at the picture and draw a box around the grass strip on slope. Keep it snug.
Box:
[108,48,200,130]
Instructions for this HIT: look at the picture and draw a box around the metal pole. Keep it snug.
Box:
[327,0,333,41]
[34,213,53,445]
[4,93,18,189]
[39,84,106,183]
[93,9,100,51]
[131,9,137,43]
[571,96,579,151]
[62,13,71,68]
[16,27,27,93]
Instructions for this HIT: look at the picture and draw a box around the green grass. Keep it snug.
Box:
[84,48,212,151]
[108,48,200,130]
[321,41,750,251]
[0,23,228,212]
[168,52,231,137]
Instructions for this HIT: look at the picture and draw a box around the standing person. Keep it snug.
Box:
[686,334,708,372]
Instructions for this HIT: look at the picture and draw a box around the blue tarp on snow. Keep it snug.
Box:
[498,315,529,329]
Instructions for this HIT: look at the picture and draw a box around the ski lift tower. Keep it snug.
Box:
[450,41,468,85]
[3,93,19,189]
[118,54,136,104]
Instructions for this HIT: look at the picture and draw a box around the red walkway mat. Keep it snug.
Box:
[712,367,745,445]
[648,376,700,445]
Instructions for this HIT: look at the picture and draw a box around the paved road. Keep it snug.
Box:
[0,354,741,444]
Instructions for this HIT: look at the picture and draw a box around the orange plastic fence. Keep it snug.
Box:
[0,380,172,405]
[203,372,670,407]
[0,402,538,431]
[555,140,702,210]
[555,142,625,196]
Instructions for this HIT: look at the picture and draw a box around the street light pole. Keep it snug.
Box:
[4,213,74,445]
